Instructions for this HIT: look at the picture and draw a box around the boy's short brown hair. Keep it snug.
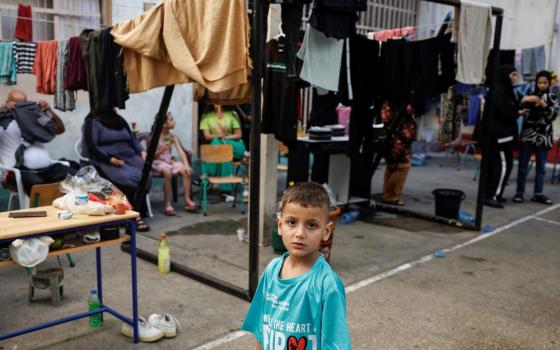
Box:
[281,182,330,215]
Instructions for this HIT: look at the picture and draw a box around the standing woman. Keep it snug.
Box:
[484,65,522,208]
[513,71,559,204]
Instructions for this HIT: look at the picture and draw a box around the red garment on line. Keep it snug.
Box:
[33,41,58,94]
[15,4,33,42]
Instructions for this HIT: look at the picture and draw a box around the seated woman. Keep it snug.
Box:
[153,112,198,215]
[199,104,246,194]
[82,109,151,231]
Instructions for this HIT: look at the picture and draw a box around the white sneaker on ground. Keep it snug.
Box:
[121,317,164,343]
[147,313,180,338]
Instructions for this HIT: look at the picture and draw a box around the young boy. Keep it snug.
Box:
[241,182,351,350]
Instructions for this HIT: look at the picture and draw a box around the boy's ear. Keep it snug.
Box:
[323,220,334,241]
[277,216,282,236]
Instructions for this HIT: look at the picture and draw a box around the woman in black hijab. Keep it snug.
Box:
[484,65,521,208]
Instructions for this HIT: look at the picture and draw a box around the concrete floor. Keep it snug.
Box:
[1,156,559,349]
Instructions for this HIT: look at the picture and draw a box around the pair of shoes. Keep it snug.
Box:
[120,314,180,342]
[163,207,176,216]
[512,193,524,203]
[531,194,552,205]
[483,199,504,209]
[496,197,507,203]
[148,313,180,338]
[121,317,163,343]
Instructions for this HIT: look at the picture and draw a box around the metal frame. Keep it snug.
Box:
[371,0,504,231]
[0,219,139,343]
[127,0,264,301]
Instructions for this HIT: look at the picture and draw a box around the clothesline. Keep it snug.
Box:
[0,14,105,29]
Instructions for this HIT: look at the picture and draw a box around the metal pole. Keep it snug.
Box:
[475,15,503,230]
[133,85,175,211]
[248,0,264,299]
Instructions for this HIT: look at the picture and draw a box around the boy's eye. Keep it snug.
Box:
[286,219,296,226]
[307,222,318,230]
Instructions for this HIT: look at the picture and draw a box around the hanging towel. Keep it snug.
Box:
[54,40,76,111]
[64,37,87,90]
[297,24,344,92]
[455,0,492,85]
[15,4,33,42]
[110,0,250,94]
[33,41,58,94]
[0,42,17,85]
[13,42,36,74]
[521,45,545,79]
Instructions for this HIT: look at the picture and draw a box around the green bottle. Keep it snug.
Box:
[88,288,103,328]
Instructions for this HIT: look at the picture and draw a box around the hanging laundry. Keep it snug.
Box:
[368,27,416,42]
[64,37,87,91]
[521,45,545,79]
[438,85,469,143]
[0,42,17,85]
[262,37,298,148]
[15,4,33,42]
[437,33,457,94]
[338,34,379,105]
[110,0,250,94]
[80,28,128,111]
[308,0,367,39]
[54,40,76,112]
[379,39,406,101]
[298,24,344,92]
[13,42,36,74]
[454,1,492,85]
[33,41,58,94]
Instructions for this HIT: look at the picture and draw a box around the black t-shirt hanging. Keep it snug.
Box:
[262,38,298,148]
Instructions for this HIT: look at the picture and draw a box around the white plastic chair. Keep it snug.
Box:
[0,163,29,210]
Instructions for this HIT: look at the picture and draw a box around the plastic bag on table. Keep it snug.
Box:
[57,166,131,214]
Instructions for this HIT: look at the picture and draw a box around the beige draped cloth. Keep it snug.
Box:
[111,0,251,94]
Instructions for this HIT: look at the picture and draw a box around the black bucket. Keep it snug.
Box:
[432,189,465,219]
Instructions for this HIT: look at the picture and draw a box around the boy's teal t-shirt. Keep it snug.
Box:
[241,253,351,350]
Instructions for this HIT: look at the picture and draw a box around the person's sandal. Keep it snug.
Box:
[163,207,176,216]
[184,203,200,214]
[136,218,150,232]
[531,194,552,205]
[512,193,524,203]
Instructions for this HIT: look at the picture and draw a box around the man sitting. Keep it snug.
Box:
[0,89,77,195]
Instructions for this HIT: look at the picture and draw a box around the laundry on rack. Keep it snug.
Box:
[15,3,33,42]
[33,41,58,94]
[521,45,545,79]
[298,24,344,92]
[64,37,87,91]
[367,27,416,42]
[337,34,379,105]
[13,42,36,74]
[54,40,76,112]
[110,0,250,94]
[454,0,492,85]
[438,85,469,143]
[80,28,128,112]
[262,36,298,148]
[308,0,367,40]
[0,42,17,85]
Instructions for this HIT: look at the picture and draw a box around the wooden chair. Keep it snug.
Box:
[200,144,245,216]
[29,183,75,268]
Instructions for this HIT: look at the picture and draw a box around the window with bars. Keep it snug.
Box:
[0,0,101,41]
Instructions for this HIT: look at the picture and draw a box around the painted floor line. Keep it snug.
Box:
[191,331,248,350]
[532,216,560,226]
[191,203,560,349]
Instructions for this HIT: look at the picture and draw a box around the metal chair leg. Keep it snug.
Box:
[202,182,208,216]
[66,254,75,267]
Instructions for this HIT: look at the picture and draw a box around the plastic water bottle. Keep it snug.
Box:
[88,288,102,328]
[158,233,171,274]
[74,172,88,206]
[340,210,360,225]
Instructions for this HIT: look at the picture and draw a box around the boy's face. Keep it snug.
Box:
[278,202,332,261]
[537,76,550,92]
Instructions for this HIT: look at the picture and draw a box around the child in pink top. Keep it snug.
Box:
[153,112,198,215]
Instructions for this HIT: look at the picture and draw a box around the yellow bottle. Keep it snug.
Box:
[158,233,171,274]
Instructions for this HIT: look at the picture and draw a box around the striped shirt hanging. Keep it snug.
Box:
[13,42,37,74]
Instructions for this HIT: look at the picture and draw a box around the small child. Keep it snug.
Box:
[152,112,199,215]
[241,182,351,350]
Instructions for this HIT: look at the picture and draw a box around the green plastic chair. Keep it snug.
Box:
[199,144,245,216]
